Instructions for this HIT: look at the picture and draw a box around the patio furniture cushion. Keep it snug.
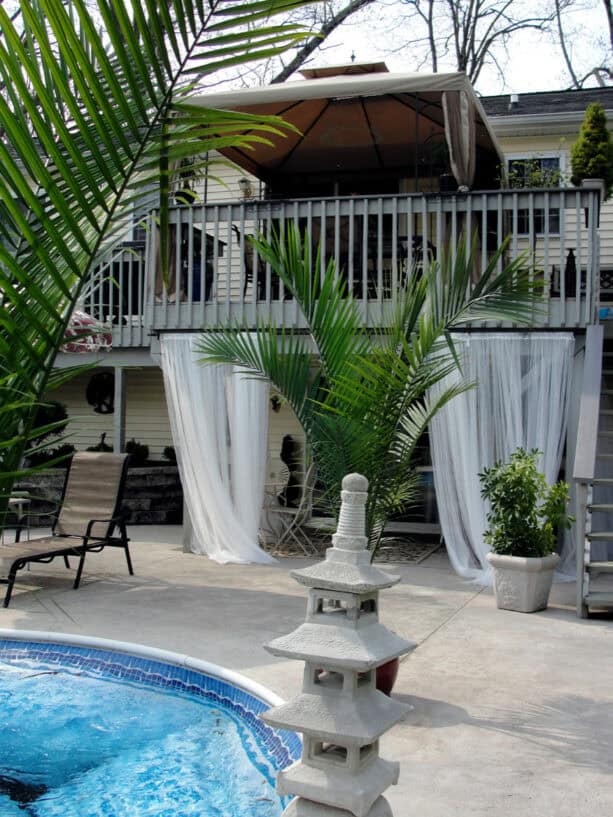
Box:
[0,452,133,607]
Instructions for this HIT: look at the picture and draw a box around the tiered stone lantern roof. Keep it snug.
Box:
[262,473,415,817]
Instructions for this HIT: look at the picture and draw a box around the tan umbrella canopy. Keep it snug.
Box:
[191,70,503,191]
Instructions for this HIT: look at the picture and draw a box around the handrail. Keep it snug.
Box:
[573,323,603,482]
[86,186,601,342]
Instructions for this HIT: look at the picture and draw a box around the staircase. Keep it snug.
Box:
[576,326,613,617]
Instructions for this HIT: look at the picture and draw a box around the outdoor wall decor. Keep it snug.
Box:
[262,473,415,817]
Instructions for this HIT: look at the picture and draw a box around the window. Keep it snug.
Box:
[507,156,562,235]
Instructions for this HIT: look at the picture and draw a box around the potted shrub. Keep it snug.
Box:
[479,448,574,613]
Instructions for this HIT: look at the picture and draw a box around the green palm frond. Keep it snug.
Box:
[0,0,316,525]
[198,224,543,554]
[197,325,316,429]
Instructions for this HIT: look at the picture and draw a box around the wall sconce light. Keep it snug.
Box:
[238,177,253,199]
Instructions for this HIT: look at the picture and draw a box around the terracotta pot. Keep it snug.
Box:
[376,657,400,696]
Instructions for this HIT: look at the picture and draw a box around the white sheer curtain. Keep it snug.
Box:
[160,334,274,564]
[429,333,575,582]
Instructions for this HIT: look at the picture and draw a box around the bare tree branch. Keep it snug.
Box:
[555,0,580,87]
[270,0,377,83]
[398,0,557,86]
[604,0,613,51]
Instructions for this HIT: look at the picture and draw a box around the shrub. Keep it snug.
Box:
[570,102,613,200]
[24,402,73,468]
[163,446,177,464]
[26,443,76,469]
[125,438,149,466]
[479,448,574,558]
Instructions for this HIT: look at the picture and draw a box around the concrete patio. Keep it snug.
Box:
[1,525,612,817]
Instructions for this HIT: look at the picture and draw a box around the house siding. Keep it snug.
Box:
[494,132,613,270]
[53,367,305,475]
[52,368,173,459]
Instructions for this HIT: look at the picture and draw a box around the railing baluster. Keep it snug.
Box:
[543,192,551,325]
[186,206,194,326]
[421,196,428,273]
[481,194,487,274]
[575,189,582,326]
[347,198,355,299]
[391,196,398,303]
[122,190,599,342]
[223,205,232,322]
[211,204,220,326]
[559,192,566,325]
[376,197,383,304]
[497,192,504,277]
[198,203,206,328]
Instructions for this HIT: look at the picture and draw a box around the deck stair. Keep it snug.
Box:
[576,327,613,616]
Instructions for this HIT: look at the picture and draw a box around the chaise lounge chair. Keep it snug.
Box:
[0,452,133,608]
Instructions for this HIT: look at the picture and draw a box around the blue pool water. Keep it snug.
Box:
[0,640,300,817]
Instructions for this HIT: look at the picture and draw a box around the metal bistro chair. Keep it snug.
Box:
[0,452,133,607]
[268,463,318,556]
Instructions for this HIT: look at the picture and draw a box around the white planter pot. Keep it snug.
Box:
[486,552,560,613]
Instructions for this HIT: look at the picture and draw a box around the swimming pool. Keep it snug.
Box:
[0,633,300,817]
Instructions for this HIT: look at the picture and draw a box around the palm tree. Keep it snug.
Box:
[197,225,542,553]
[0,0,315,527]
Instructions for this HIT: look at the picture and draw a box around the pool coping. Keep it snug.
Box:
[0,627,285,707]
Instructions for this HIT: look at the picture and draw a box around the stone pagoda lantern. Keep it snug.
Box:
[262,473,415,817]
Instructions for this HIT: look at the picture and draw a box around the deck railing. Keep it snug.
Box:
[86,187,601,347]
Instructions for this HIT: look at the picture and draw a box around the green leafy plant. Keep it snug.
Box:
[198,225,542,554]
[0,0,313,530]
[163,445,177,464]
[125,439,149,467]
[26,443,75,469]
[479,448,574,558]
[24,400,75,469]
[503,158,563,189]
[570,102,613,200]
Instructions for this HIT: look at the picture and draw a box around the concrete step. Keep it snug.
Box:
[584,591,613,609]
[586,561,613,573]
[589,504,613,512]
[593,478,613,486]
[587,531,613,541]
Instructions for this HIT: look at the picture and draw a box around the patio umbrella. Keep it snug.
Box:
[62,308,112,354]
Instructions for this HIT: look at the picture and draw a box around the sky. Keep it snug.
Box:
[302,0,611,96]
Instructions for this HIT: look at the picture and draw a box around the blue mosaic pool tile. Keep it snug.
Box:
[0,639,301,772]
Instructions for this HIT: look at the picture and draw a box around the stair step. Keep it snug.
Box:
[593,478,613,485]
[587,531,613,541]
[584,592,613,608]
[598,430,613,437]
[589,504,613,512]
[586,561,613,573]
[601,389,613,396]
